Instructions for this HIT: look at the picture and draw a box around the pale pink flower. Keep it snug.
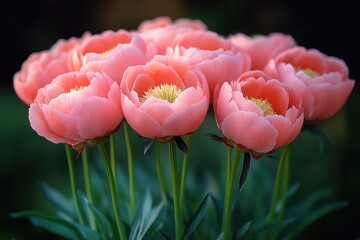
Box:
[120,55,209,140]
[166,46,251,102]
[264,47,355,122]
[136,16,207,54]
[29,71,123,150]
[70,29,156,83]
[213,71,304,157]
[13,33,90,105]
[229,32,297,70]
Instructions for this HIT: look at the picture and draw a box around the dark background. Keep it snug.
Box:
[1,0,359,239]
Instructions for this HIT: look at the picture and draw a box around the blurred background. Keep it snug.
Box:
[1,0,359,239]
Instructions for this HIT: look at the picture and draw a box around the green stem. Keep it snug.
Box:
[110,134,117,178]
[98,143,127,240]
[221,149,241,240]
[169,140,183,240]
[81,146,96,230]
[156,143,166,198]
[267,144,292,223]
[124,122,135,216]
[65,144,85,225]
[180,134,193,214]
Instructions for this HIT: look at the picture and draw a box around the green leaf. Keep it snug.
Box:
[216,232,224,240]
[303,124,331,155]
[129,190,165,240]
[236,221,252,238]
[286,188,333,217]
[286,182,300,200]
[206,133,224,142]
[129,216,141,240]
[183,193,210,239]
[240,218,295,240]
[73,222,101,240]
[210,194,222,229]
[160,230,171,240]
[239,152,251,192]
[11,211,83,240]
[86,200,114,239]
[144,138,155,155]
[143,220,164,239]
[40,182,76,218]
[139,201,164,239]
[174,136,188,154]
[284,201,348,240]
[265,154,279,164]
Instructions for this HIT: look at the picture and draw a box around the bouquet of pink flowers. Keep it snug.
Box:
[12,16,355,240]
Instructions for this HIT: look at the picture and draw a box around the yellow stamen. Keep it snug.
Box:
[102,47,116,57]
[69,85,86,93]
[295,67,320,78]
[142,84,182,103]
[247,97,276,116]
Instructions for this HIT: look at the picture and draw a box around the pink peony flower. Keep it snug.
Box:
[171,30,236,52]
[166,46,251,102]
[29,71,123,150]
[70,29,157,84]
[264,47,355,122]
[13,33,90,105]
[229,32,297,70]
[213,70,304,157]
[136,16,207,54]
[120,55,210,140]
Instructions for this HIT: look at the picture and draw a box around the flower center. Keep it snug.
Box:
[142,84,182,103]
[247,97,276,116]
[295,67,320,78]
[69,85,86,93]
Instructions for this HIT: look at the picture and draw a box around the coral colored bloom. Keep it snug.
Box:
[264,47,355,121]
[213,71,304,156]
[136,16,207,54]
[70,29,156,83]
[166,46,251,102]
[229,32,297,70]
[171,30,236,52]
[13,33,90,105]
[120,56,210,140]
[29,71,123,150]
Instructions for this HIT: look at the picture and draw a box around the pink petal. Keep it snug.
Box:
[220,111,278,153]
[74,97,122,139]
[163,96,209,136]
[144,61,185,88]
[121,95,162,137]
[306,80,355,121]
[266,112,303,149]
[29,103,70,144]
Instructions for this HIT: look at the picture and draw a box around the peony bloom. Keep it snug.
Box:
[70,29,156,84]
[13,33,90,105]
[29,71,123,151]
[264,47,355,122]
[136,16,207,54]
[213,70,304,157]
[166,46,251,102]
[171,30,236,52]
[120,55,210,140]
[229,32,297,70]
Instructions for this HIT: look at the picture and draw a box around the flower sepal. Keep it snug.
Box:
[71,137,108,152]
[207,133,249,153]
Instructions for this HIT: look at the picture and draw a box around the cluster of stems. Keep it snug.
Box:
[65,123,291,240]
